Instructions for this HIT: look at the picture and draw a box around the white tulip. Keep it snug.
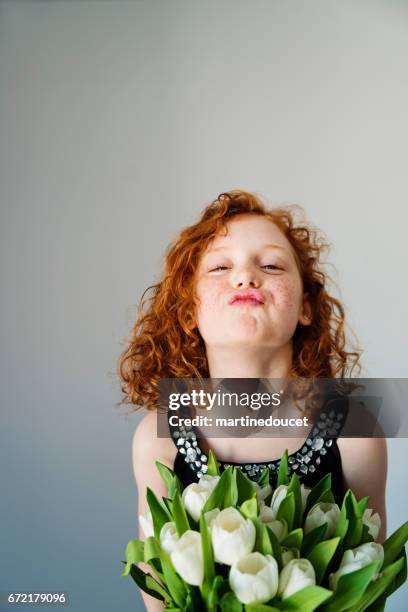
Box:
[182,475,220,521]
[363,509,382,541]
[138,510,154,538]
[278,558,316,599]
[281,547,300,566]
[210,507,256,565]
[329,542,384,590]
[254,482,273,504]
[304,503,340,538]
[204,508,220,528]
[229,552,279,604]
[170,530,204,586]
[159,522,179,554]
[259,505,288,542]
[270,485,288,518]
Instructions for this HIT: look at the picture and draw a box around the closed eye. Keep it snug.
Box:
[210,264,283,272]
[261,265,282,271]
[209,265,229,272]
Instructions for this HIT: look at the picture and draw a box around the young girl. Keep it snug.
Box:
[118,190,387,611]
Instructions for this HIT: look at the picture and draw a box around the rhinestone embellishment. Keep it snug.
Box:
[168,399,347,483]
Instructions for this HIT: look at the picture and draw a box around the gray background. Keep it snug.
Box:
[1,1,407,610]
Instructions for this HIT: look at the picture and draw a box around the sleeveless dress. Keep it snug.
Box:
[167,391,348,505]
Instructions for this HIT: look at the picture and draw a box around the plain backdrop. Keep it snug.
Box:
[1,1,407,610]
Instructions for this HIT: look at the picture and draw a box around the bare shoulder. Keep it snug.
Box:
[132,410,177,477]
[337,435,387,470]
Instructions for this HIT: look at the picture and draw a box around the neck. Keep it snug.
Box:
[205,342,293,379]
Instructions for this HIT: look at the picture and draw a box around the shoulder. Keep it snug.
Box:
[337,435,387,541]
[337,436,387,469]
[337,435,387,500]
[132,410,177,478]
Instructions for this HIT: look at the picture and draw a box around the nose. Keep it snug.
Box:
[232,266,261,289]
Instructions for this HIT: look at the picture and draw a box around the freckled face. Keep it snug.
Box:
[193,215,310,349]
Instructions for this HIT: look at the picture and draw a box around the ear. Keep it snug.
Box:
[298,293,312,326]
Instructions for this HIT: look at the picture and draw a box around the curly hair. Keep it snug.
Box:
[118,190,361,412]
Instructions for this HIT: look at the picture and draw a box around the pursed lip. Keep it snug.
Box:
[228,290,265,305]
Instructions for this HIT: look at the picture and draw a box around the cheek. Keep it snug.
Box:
[270,278,302,311]
[195,281,223,316]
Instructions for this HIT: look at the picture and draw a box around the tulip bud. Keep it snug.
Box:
[304,502,340,538]
[259,505,288,542]
[278,558,316,599]
[204,508,220,528]
[229,552,279,604]
[270,485,288,518]
[159,522,179,554]
[210,507,256,565]
[170,530,204,586]
[281,547,300,566]
[254,482,273,504]
[138,510,154,538]
[181,475,220,521]
[362,509,381,541]
[329,542,384,590]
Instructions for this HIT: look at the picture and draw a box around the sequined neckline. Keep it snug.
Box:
[168,399,348,481]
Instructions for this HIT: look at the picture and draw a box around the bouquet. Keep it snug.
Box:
[121,451,407,611]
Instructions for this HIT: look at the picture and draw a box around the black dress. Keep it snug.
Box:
[168,391,348,505]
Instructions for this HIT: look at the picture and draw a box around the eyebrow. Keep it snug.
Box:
[205,243,289,254]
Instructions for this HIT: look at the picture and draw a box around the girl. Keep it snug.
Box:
[118,190,387,611]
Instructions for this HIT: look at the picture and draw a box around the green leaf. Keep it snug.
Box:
[281,528,303,550]
[383,520,408,566]
[245,604,279,612]
[316,489,335,505]
[240,496,258,520]
[145,574,170,602]
[199,512,215,602]
[277,491,295,532]
[254,518,273,556]
[287,473,303,529]
[352,556,406,612]
[252,518,283,567]
[146,487,172,539]
[357,496,370,515]
[144,536,161,564]
[207,575,224,610]
[342,490,363,549]
[169,476,183,500]
[127,563,166,601]
[124,539,144,568]
[163,497,174,515]
[359,522,374,545]
[277,449,289,486]
[207,449,221,476]
[334,498,348,541]
[257,467,270,487]
[266,525,283,569]
[172,490,190,536]
[305,474,332,515]
[236,467,257,505]
[301,523,328,556]
[307,537,340,584]
[203,466,238,513]
[159,548,187,608]
[321,560,381,612]
[155,461,179,492]
[220,591,243,612]
[278,585,333,611]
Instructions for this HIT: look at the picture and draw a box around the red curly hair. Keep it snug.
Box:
[118,190,361,412]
